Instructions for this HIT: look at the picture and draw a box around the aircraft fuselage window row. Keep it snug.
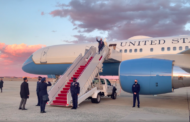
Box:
[161,46,189,51]
[121,48,143,53]
[120,46,189,53]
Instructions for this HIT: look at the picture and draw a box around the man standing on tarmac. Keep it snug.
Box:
[0,78,4,93]
[19,77,29,110]
[70,77,80,109]
[132,79,140,108]
[36,76,42,106]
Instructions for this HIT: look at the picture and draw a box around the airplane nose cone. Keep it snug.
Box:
[22,55,34,73]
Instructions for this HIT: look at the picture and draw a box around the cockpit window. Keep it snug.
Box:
[23,55,33,66]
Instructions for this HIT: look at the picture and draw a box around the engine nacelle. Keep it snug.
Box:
[119,58,173,95]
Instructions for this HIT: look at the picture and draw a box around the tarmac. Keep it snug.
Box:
[0,81,190,122]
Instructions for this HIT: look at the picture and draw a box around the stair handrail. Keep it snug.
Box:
[79,67,98,97]
[48,53,83,104]
[66,46,97,84]
[49,46,97,105]
[78,47,109,97]
[48,76,60,93]
[83,46,96,60]
[67,46,109,105]
[66,46,97,105]
[49,53,83,91]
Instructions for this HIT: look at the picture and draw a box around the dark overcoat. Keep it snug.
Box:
[39,82,51,97]
[0,80,3,88]
[132,83,140,94]
[96,39,105,48]
[20,82,29,98]
[70,82,80,95]
[36,81,41,93]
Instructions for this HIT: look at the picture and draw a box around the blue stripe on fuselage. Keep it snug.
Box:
[22,55,119,75]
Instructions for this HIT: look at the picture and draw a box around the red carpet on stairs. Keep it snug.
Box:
[51,57,93,106]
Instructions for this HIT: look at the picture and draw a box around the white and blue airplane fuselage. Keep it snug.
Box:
[22,35,190,95]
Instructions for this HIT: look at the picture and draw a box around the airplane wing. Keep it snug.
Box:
[143,52,190,73]
[178,48,190,54]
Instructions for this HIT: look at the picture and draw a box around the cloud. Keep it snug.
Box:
[0,43,45,59]
[63,34,99,43]
[50,0,190,41]
[0,43,45,77]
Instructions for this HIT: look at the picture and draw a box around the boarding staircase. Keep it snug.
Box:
[48,46,110,106]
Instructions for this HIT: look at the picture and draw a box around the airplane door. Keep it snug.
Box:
[40,48,49,64]
[109,44,117,50]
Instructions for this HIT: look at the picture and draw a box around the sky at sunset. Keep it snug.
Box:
[0,0,190,77]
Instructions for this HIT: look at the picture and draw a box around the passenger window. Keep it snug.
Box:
[134,49,137,52]
[106,79,111,86]
[124,49,127,53]
[139,48,143,52]
[161,47,164,51]
[129,49,132,53]
[167,47,170,51]
[179,46,182,50]
[120,49,122,53]
[150,48,153,52]
[185,46,189,50]
[173,47,176,51]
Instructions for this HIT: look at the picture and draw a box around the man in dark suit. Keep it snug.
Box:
[36,76,42,106]
[0,78,4,93]
[96,37,105,54]
[70,77,80,109]
[132,79,140,108]
[19,77,29,110]
[39,77,51,113]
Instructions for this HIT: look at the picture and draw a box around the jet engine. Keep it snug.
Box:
[119,58,190,95]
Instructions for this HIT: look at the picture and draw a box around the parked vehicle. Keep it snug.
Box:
[90,78,117,103]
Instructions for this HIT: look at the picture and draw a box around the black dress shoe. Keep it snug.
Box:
[138,106,140,108]
[42,111,46,113]
[36,105,40,106]
[71,107,75,109]
[132,106,135,107]
[19,107,22,110]
[22,108,27,110]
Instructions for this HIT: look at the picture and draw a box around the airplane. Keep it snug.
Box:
[22,35,190,95]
